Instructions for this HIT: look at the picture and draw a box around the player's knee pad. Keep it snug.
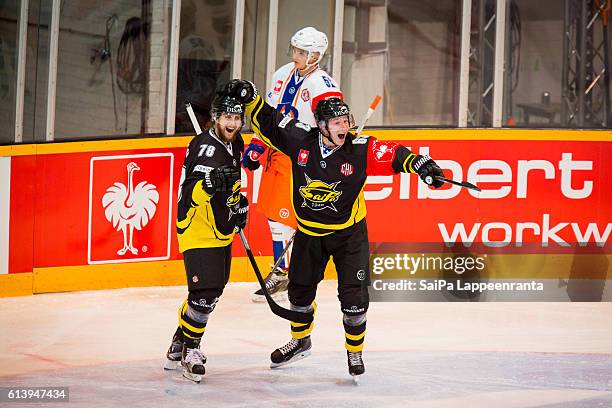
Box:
[343,311,366,327]
[288,281,316,307]
[188,288,222,315]
[339,285,369,317]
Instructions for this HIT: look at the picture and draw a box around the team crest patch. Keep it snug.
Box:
[340,162,354,176]
[299,174,342,212]
[298,149,310,166]
[373,140,395,160]
[301,88,310,102]
[226,180,242,220]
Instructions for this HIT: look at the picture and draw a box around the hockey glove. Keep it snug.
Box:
[411,155,444,188]
[203,165,240,195]
[242,142,265,171]
[223,79,258,104]
[235,194,249,230]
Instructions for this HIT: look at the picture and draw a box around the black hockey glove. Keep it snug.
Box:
[203,165,240,195]
[412,155,444,188]
[223,79,258,104]
[235,194,249,230]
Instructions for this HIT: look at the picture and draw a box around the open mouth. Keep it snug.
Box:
[337,133,346,141]
[224,126,237,134]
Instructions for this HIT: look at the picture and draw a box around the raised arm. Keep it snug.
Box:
[222,79,312,157]
[365,137,445,188]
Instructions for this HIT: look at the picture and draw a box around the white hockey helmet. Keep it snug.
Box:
[290,27,328,66]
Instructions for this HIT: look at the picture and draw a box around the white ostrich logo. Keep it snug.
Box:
[102,162,159,255]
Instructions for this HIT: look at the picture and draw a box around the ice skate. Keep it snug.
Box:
[252,267,289,303]
[164,332,183,370]
[181,345,206,383]
[164,331,207,371]
[270,336,311,368]
[347,351,365,383]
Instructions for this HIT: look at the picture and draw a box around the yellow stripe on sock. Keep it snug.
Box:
[178,299,187,327]
[345,342,364,352]
[291,329,312,340]
[345,331,366,341]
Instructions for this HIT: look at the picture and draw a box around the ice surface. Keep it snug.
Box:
[1,281,611,407]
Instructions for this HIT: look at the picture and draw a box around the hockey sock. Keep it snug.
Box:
[290,302,316,339]
[343,313,366,352]
[272,240,289,269]
[268,220,294,270]
[178,299,210,348]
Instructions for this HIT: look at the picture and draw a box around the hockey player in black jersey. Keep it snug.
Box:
[164,90,249,383]
[223,79,444,379]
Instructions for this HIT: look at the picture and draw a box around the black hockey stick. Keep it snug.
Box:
[238,229,313,324]
[434,176,481,192]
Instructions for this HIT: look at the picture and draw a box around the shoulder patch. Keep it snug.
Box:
[352,136,370,145]
[295,122,312,132]
[278,116,292,128]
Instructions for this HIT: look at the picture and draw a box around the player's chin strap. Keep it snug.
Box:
[320,130,339,149]
[302,51,322,72]
[318,120,343,149]
[298,61,319,76]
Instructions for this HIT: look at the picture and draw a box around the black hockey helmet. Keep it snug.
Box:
[314,98,355,130]
[210,93,245,123]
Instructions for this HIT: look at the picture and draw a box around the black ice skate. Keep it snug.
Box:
[181,345,207,383]
[270,336,312,368]
[164,330,207,371]
[164,333,183,370]
[251,267,289,303]
[347,351,365,380]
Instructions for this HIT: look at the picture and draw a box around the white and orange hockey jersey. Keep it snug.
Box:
[265,62,342,126]
[252,63,343,227]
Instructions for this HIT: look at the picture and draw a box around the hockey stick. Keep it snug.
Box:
[355,95,382,136]
[185,103,203,135]
[238,229,313,324]
[434,176,481,192]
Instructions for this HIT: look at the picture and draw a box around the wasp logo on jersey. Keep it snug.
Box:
[226,179,242,220]
[299,174,342,211]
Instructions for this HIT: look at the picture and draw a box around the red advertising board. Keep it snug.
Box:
[364,140,611,251]
[4,132,611,279]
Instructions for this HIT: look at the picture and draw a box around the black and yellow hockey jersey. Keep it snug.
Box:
[176,128,244,251]
[246,95,419,236]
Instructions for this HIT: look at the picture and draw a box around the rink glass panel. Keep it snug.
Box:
[341,0,461,127]
[275,0,335,73]
[53,0,171,140]
[173,0,236,134]
[0,1,19,144]
[498,0,566,128]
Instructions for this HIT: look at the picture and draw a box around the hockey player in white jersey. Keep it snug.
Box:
[242,27,343,302]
